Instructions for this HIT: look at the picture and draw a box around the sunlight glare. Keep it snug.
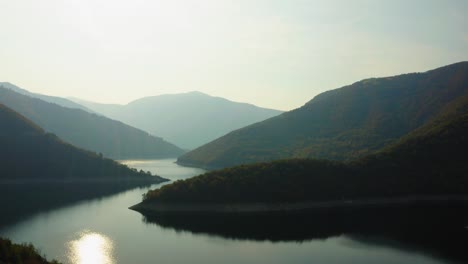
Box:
[68,231,115,264]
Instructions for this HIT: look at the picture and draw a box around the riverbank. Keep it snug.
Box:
[130,195,468,215]
[0,176,169,185]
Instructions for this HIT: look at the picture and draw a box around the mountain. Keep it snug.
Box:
[137,96,468,205]
[0,82,93,113]
[0,86,185,159]
[0,103,167,182]
[178,62,468,169]
[71,91,283,150]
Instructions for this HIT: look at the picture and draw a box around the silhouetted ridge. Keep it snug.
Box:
[0,103,167,182]
[0,82,93,112]
[71,91,283,149]
[0,85,185,159]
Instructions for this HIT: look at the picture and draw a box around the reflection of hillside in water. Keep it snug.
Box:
[0,182,155,228]
[141,205,468,264]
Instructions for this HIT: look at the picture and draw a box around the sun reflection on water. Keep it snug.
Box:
[67,230,115,264]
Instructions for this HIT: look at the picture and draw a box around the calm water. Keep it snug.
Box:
[0,159,466,264]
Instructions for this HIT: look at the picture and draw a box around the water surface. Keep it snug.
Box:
[0,159,466,264]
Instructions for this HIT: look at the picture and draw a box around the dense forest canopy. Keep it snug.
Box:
[0,237,61,264]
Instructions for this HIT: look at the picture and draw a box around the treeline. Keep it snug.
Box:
[143,107,468,204]
[0,238,61,264]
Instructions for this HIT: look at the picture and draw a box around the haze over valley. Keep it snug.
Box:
[1,1,467,263]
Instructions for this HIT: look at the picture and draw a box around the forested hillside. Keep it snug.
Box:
[142,96,468,204]
[178,62,468,169]
[0,86,184,159]
[0,238,60,264]
[0,104,167,182]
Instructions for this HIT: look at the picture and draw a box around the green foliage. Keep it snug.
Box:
[0,86,184,159]
[0,104,167,182]
[0,237,61,264]
[144,159,350,203]
[178,62,468,169]
[143,105,468,204]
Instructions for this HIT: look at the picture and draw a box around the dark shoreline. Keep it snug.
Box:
[0,176,169,185]
[138,203,468,264]
[174,159,217,171]
[130,195,468,215]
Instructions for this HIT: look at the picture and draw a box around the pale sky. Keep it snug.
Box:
[1,0,467,111]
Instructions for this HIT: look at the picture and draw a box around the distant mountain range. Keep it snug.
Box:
[0,103,167,182]
[0,82,94,113]
[0,85,184,159]
[70,91,283,150]
[178,61,468,169]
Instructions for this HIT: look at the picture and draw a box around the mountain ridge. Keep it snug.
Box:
[138,96,468,206]
[0,82,95,113]
[71,91,283,149]
[0,86,185,159]
[0,103,168,182]
[177,61,468,169]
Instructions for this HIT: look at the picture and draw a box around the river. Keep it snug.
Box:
[0,159,466,264]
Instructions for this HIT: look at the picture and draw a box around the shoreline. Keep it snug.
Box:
[130,195,468,215]
[174,160,217,171]
[0,176,169,185]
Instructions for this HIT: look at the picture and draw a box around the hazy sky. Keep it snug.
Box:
[1,0,467,110]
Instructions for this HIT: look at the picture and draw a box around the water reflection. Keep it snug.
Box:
[67,231,115,264]
[120,159,205,181]
[0,182,154,228]
[140,205,468,263]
